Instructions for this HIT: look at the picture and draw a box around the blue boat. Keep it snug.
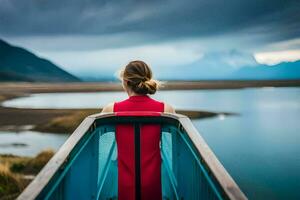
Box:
[17,112,247,200]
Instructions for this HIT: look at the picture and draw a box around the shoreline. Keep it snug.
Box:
[0,106,237,133]
[0,80,298,133]
[0,80,299,93]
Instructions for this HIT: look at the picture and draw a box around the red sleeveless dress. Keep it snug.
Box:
[113,95,164,200]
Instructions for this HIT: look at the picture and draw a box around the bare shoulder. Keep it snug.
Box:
[164,102,176,114]
[101,102,114,113]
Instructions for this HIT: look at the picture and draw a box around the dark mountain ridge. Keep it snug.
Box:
[0,39,80,82]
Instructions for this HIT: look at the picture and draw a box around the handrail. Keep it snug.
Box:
[17,112,247,200]
[177,117,247,200]
[17,116,95,200]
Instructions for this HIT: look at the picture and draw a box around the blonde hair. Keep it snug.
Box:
[117,60,162,95]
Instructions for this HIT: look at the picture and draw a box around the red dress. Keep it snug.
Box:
[113,95,164,200]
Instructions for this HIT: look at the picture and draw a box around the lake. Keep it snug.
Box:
[1,87,300,199]
[0,131,68,156]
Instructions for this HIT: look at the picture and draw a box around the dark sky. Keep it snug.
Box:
[0,0,299,74]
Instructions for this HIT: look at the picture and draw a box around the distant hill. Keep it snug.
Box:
[0,39,80,82]
[230,60,300,80]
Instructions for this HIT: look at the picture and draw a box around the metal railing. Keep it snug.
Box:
[18,112,247,200]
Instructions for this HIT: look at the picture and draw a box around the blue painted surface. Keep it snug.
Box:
[34,120,230,200]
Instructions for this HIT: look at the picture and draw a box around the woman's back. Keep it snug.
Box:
[114,95,164,200]
[101,60,175,199]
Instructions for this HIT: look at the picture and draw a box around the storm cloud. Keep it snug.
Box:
[0,0,299,76]
[0,0,299,43]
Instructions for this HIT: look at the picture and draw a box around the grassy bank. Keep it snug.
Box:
[0,149,54,199]
[33,109,235,133]
[0,106,234,133]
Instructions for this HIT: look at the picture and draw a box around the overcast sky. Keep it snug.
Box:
[0,0,300,76]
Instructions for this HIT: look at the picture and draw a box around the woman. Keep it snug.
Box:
[101,60,175,200]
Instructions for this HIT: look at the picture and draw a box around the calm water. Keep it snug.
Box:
[1,87,300,199]
[0,131,69,156]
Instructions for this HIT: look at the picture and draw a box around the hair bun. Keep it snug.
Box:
[144,79,158,94]
[135,79,158,95]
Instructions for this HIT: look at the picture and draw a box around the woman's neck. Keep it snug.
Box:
[127,90,144,97]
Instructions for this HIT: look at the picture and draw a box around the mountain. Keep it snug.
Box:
[157,50,300,80]
[0,39,80,82]
[231,60,300,80]
[197,50,258,69]
[157,50,259,80]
